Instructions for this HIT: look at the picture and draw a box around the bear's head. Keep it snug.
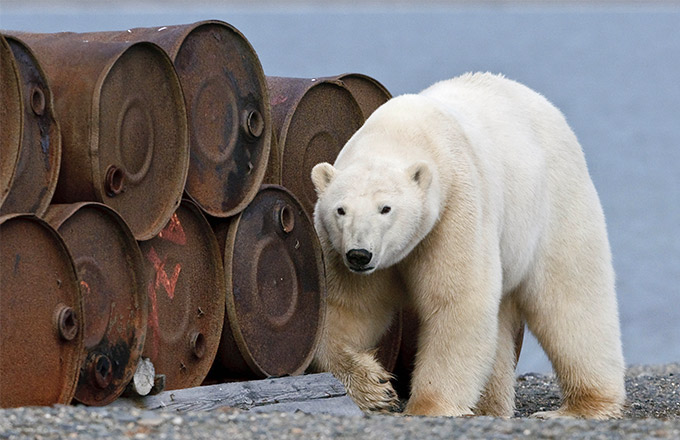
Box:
[311,161,434,274]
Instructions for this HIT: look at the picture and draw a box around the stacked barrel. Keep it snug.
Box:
[0,22,398,408]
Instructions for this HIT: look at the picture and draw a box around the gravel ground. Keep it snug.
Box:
[1,364,678,439]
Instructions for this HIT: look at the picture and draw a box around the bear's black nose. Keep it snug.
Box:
[346,248,372,267]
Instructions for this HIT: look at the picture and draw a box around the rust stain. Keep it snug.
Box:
[146,280,161,360]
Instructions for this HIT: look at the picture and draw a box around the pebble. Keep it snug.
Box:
[0,364,677,439]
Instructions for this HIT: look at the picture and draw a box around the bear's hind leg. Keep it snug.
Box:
[474,294,522,418]
[520,247,626,420]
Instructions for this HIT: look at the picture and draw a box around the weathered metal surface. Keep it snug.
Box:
[0,35,23,210]
[0,214,84,408]
[0,35,61,217]
[211,185,326,380]
[44,202,147,406]
[9,31,189,240]
[265,77,363,216]
[98,21,271,218]
[375,309,403,374]
[325,73,392,121]
[138,199,226,390]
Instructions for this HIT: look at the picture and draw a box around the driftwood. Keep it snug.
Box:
[114,373,363,416]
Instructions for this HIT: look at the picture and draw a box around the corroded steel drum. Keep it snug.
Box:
[324,73,392,121]
[0,35,23,210]
[103,21,271,218]
[138,199,226,390]
[211,185,326,380]
[0,214,84,408]
[44,203,147,406]
[0,35,61,217]
[265,77,363,216]
[11,32,189,240]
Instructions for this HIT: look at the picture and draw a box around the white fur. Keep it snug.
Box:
[310,72,626,418]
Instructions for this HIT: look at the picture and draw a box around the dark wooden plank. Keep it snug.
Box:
[115,373,359,415]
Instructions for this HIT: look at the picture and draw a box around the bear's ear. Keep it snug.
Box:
[407,161,432,191]
[311,162,337,195]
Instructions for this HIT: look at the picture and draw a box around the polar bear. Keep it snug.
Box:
[309,72,625,419]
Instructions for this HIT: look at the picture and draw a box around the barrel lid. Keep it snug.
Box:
[0,214,84,408]
[269,78,363,217]
[172,21,271,218]
[139,199,226,390]
[44,202,147,406]
[96,42,189,240]
[335,73,392,120]
[0,36,61,217]
[0,35,23,209]
[221,185,326,377]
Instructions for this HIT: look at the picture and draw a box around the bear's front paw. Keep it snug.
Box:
[339,352,401,413]
[347,372,400,413]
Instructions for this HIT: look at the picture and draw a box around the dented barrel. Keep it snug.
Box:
[265,77,364,216]
[0,35,23,210]
[324,73,392,121]
[210,185,326,380]
[138,199,226,390]
[0,35,61,217]
[104,21,272,218]
[0,214,84,408]
[44,203,147,406]
[11,32,189,240]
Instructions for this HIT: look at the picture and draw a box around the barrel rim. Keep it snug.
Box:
[3,35,63,217]
[0,34,25,208]
[91,41,190,240]
[222,184,327,377]
[0,212,85,407]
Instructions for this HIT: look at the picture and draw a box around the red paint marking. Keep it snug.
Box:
[146,246,182,299]
[80,280,91,296]
[158,213,186,245]
[271,94,288,106]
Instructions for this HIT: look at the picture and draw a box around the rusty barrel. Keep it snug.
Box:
[0,35,61,217]
[265,77,363,216]
[11,32,189,240]
[323,73,392,121]
[0,35,23,211]
[44,203,147,406]
[210,185,326,380]
[0,214,84,408]
[138,199,226,390]
[100,21,271,218]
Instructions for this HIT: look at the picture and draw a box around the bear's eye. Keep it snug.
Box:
[380,206,391,214]
[337,207,346,216]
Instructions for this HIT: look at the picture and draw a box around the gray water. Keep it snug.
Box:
[2,2,679,374]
